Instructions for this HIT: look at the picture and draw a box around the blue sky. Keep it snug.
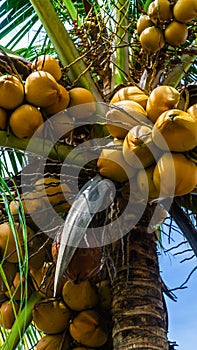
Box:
[159,225,197,349]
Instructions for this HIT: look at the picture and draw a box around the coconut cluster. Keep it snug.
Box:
[97,84,197,200]
[0,228,112,349]
[0,54,96,139]
[137,0,197,54]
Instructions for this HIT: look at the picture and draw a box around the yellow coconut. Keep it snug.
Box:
[139,26,165,54]
[25,71,61,108]
[62,279,99,311]
[147,0,172,23]
[0,300,20,329]
[136,15,154,36]
[34,177,72,213]
[9,104,44,138]
[35,334,70,350]
[122,125,161,169]
[32,298,72,334]
[164,21,188,46]
[153,152,197,197]
[187,103,197,119]
[69,310,108,348]
[0,74,24,109]
[32,54,62,81]
[9,191,48,219]
[4,272,30,300]
[43,83,70,115]
[0,222,34,263]
[110,86,149,109]
[68,87,96,119]
[106,100,148,139]
[137,164,160,201]
[152,109,197,152]
[0,107,8,130]
[97,139,137,182]
[146,85,180,123]
[173,0,197,23]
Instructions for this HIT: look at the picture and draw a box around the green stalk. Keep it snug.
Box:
[0,131,96,166]
[2,292,43,350]
[62,0,82,26]
[29,0,102,101]
[111,0,130,89]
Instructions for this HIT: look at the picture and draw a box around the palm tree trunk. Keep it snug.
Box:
[111,205,168,350]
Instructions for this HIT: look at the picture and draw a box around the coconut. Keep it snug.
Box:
[136,15,154,36]
[25,71,61,108]
[164,21,188,46]
[173,0,197,23]
[110,86,149,109]
[146,85,180,123]
[106,100,148,139]
[62,279,99,311]
[69,310,108,348]
[43,83,70,115]
[0,74,24,109]
[9,104,44,138]
[68,87,96,119]
[123,125,161,169]
[97,139,137,182]
[153,152,197,197]
[147,0,172,23]
[32,298,72,334]
[0,300,20,329]
[32,54,62,81]
[34,334,71,350]
[152,109,197,152]
[139,26,165,54]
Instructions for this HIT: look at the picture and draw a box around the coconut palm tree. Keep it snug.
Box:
[0,0,196,349]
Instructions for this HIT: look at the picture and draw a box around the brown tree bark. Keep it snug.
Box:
[111,205,168,350]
